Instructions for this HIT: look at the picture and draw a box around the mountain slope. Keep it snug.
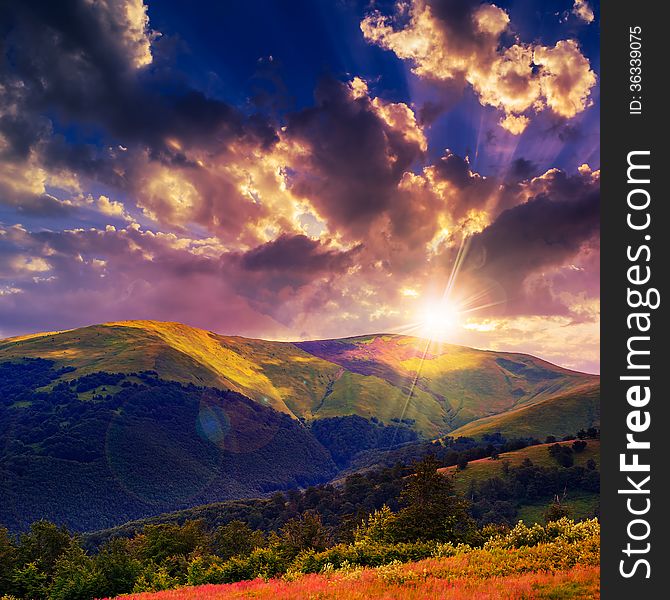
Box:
[0,320,598,438]
[0,362,337,532]
[439,439,600,523]
[448,382,600,440]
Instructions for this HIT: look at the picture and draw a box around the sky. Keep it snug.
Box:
[0,0,600,373]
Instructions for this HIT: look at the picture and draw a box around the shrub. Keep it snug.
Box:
[292,539,441,573]
[132,562,181,593]
[353,505,397,544]
[485,518,599,551]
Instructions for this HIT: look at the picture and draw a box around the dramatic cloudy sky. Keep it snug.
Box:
[0,0,600,372]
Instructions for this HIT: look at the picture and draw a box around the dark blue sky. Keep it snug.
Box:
[142,0,599,175]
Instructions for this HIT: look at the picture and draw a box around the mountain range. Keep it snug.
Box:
[0,320,599,532]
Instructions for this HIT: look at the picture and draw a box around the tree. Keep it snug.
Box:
[212,521,265,561]
[572,440,588,453]
[0,527,17,596]
[544,497,570,523]
[138,520,209,564]
[17,520,75,576]
[354,505,397,544]
[279,511,331,556]
[50,546,105,600]
[548,444,574,467]
[95,537,142,598]
[457,456,469,470]
[586,427,600,439]
[12,562,48,600]
[395,455,474,543]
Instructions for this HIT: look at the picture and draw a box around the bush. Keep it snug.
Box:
[212,547,288,583]
[212,521,265,560]
[548,444,574,467]
[292,540,440,573]
[485,517,599,550]
[572,440,588,453]
[132,562,180,593]
[353,505,397,544]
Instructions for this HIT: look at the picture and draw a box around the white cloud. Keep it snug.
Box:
[361,0,597,134]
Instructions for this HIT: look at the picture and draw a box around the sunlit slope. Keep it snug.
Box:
[448,382,600,440]
[0,321,335,418]
[0,321,598,437]
[439,439,601,522]
[297,335,597,431]
[438,440,601,492]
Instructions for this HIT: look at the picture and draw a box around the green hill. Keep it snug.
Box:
[0,320,598,438]
[0,362,338,533]
[448,384,600,440]
[439,439,601,491]
[440,439,600,523]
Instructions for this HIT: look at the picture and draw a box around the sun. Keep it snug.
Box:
[420,302,461,338]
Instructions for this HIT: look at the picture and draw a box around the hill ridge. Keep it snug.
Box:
[0,319,599,438]
[2,320,596,377]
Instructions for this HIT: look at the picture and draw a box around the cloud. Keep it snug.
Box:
[0,0,277,196]
[0,148,81,216]
[0,223,362,338]
[533,41,597,119]
[361,0,597,134]
[572,0,595,24]
[95,195,133,220]
[284,77,427,238]
[0,223,278,337]
[461,168,600,316]
[240,234,358,275]
[0,0,282,242]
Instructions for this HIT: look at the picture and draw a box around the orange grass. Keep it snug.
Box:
[112,563,599,600]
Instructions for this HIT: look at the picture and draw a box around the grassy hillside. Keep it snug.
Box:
[447,383,600,440]
[0,321,598,438]
[439,440,601,490]
[440,440,600,522]
[101,519,600,600]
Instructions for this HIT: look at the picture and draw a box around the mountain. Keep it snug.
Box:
[0,362,338,532]
[0,321,599,532]
[0,320,598,437]
[448,383,600,440]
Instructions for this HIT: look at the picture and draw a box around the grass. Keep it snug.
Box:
[113,567,600,599]
[517,492,599,525]
[439,439,601,494]
[110,522,600,599]
[0,320,599,438]
[449,384,600,441]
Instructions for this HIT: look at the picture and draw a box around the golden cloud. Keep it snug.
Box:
[361,0,597,134]
[573,0,595,24]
